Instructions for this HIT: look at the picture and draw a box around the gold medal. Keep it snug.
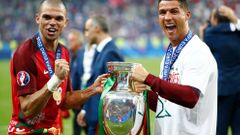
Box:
[53,87,62,105]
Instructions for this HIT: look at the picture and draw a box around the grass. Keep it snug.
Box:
[0,58,232,135]
[0,60,11,134]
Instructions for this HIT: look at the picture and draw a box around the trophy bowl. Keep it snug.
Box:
[102,62,145,135]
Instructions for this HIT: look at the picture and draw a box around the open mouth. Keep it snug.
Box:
[47,28,57,35]
[165,24,176,32]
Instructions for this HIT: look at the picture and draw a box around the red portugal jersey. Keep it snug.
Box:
[9,36,72,131]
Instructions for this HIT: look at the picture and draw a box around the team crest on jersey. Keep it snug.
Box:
[17,71,30,86]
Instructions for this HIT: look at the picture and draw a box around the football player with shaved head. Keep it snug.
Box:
[8,0,109,134]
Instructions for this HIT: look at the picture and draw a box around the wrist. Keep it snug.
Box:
[47,74,63,92]
[80,110,86,116]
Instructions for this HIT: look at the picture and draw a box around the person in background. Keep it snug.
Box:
[200,5,240,135]
[76,15,124,135]
[67,29,86,135]
[8,0,109,134]
[131,0,218,135]
[74,43,97,131]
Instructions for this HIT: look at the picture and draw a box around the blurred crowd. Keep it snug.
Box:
[0,0,240,45]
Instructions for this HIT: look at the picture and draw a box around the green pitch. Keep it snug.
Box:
[0,58,232,135]
[0,60,11,134]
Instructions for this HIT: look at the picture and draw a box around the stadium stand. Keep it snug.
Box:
[0,0,239,59]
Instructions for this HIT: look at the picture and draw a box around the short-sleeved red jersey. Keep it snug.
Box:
[8,36,72,132]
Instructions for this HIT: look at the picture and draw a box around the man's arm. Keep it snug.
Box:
[19,59,68,118]
[132,65,200,109]
[19,85,53,118]
[144,74,200,109]
[62,74,109,109]
[218,5,240,31]
[218,5,238,24]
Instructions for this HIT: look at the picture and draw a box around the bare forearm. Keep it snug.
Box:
[19,85,52,118]
[63,85,99,109]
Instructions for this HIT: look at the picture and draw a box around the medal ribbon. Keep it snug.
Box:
[36,32,62,77]
[163,31,193,81]
[143,90,150,135]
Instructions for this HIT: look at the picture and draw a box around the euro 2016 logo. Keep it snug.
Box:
[17,71,30,86]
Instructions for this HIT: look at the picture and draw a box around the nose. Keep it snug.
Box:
[49,18,57,26]
[164,11,172,21]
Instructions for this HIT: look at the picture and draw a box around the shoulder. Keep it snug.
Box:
[13,38,36,60]
[188,35,210,51]
[12,38,37,75]
[184,35,214,60]
[205,23,231,33]
[103,41,121,53]
[58,43,71,61]
[183,35,216,66]
[59,43,69,54]
[108,40,118,48]
[75,48,85,60]
[77,47,85,54]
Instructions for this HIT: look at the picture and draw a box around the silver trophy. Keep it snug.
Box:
[102,62,145,135]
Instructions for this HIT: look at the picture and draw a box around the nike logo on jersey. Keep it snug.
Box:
[44,70,48,75]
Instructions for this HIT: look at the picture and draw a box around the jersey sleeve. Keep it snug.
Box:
[12,40,38,96]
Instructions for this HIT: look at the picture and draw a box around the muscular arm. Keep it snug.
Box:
[145,74,200,108]
[19,85,52,118]
[62,85,99,109]
[19,59,69,118]
[62,73,109,109]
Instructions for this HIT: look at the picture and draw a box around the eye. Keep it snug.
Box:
[170,9,179,14]
[42,14,51,20]
[159,10,166,16]
[55,16,64,22]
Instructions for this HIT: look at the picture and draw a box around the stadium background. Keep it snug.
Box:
[0,0,239,134]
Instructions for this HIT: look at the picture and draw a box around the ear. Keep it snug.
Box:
[185,10,191,20]
[35,14,40,24]
[64,18,69,28]
[95,25,101,33]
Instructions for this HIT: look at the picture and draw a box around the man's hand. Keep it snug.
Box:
[131,64,149,83]
[218,5,238,24]
[132,81,148,93]
[77,111,87,127]
[55,59,69,80]
[92,74,110,94]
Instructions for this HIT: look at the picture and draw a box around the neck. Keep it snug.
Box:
[71,48,79,57]
[40,33,59,51]
[97,33,110,45]
[44,41,59,51]
[171,29,189,47]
